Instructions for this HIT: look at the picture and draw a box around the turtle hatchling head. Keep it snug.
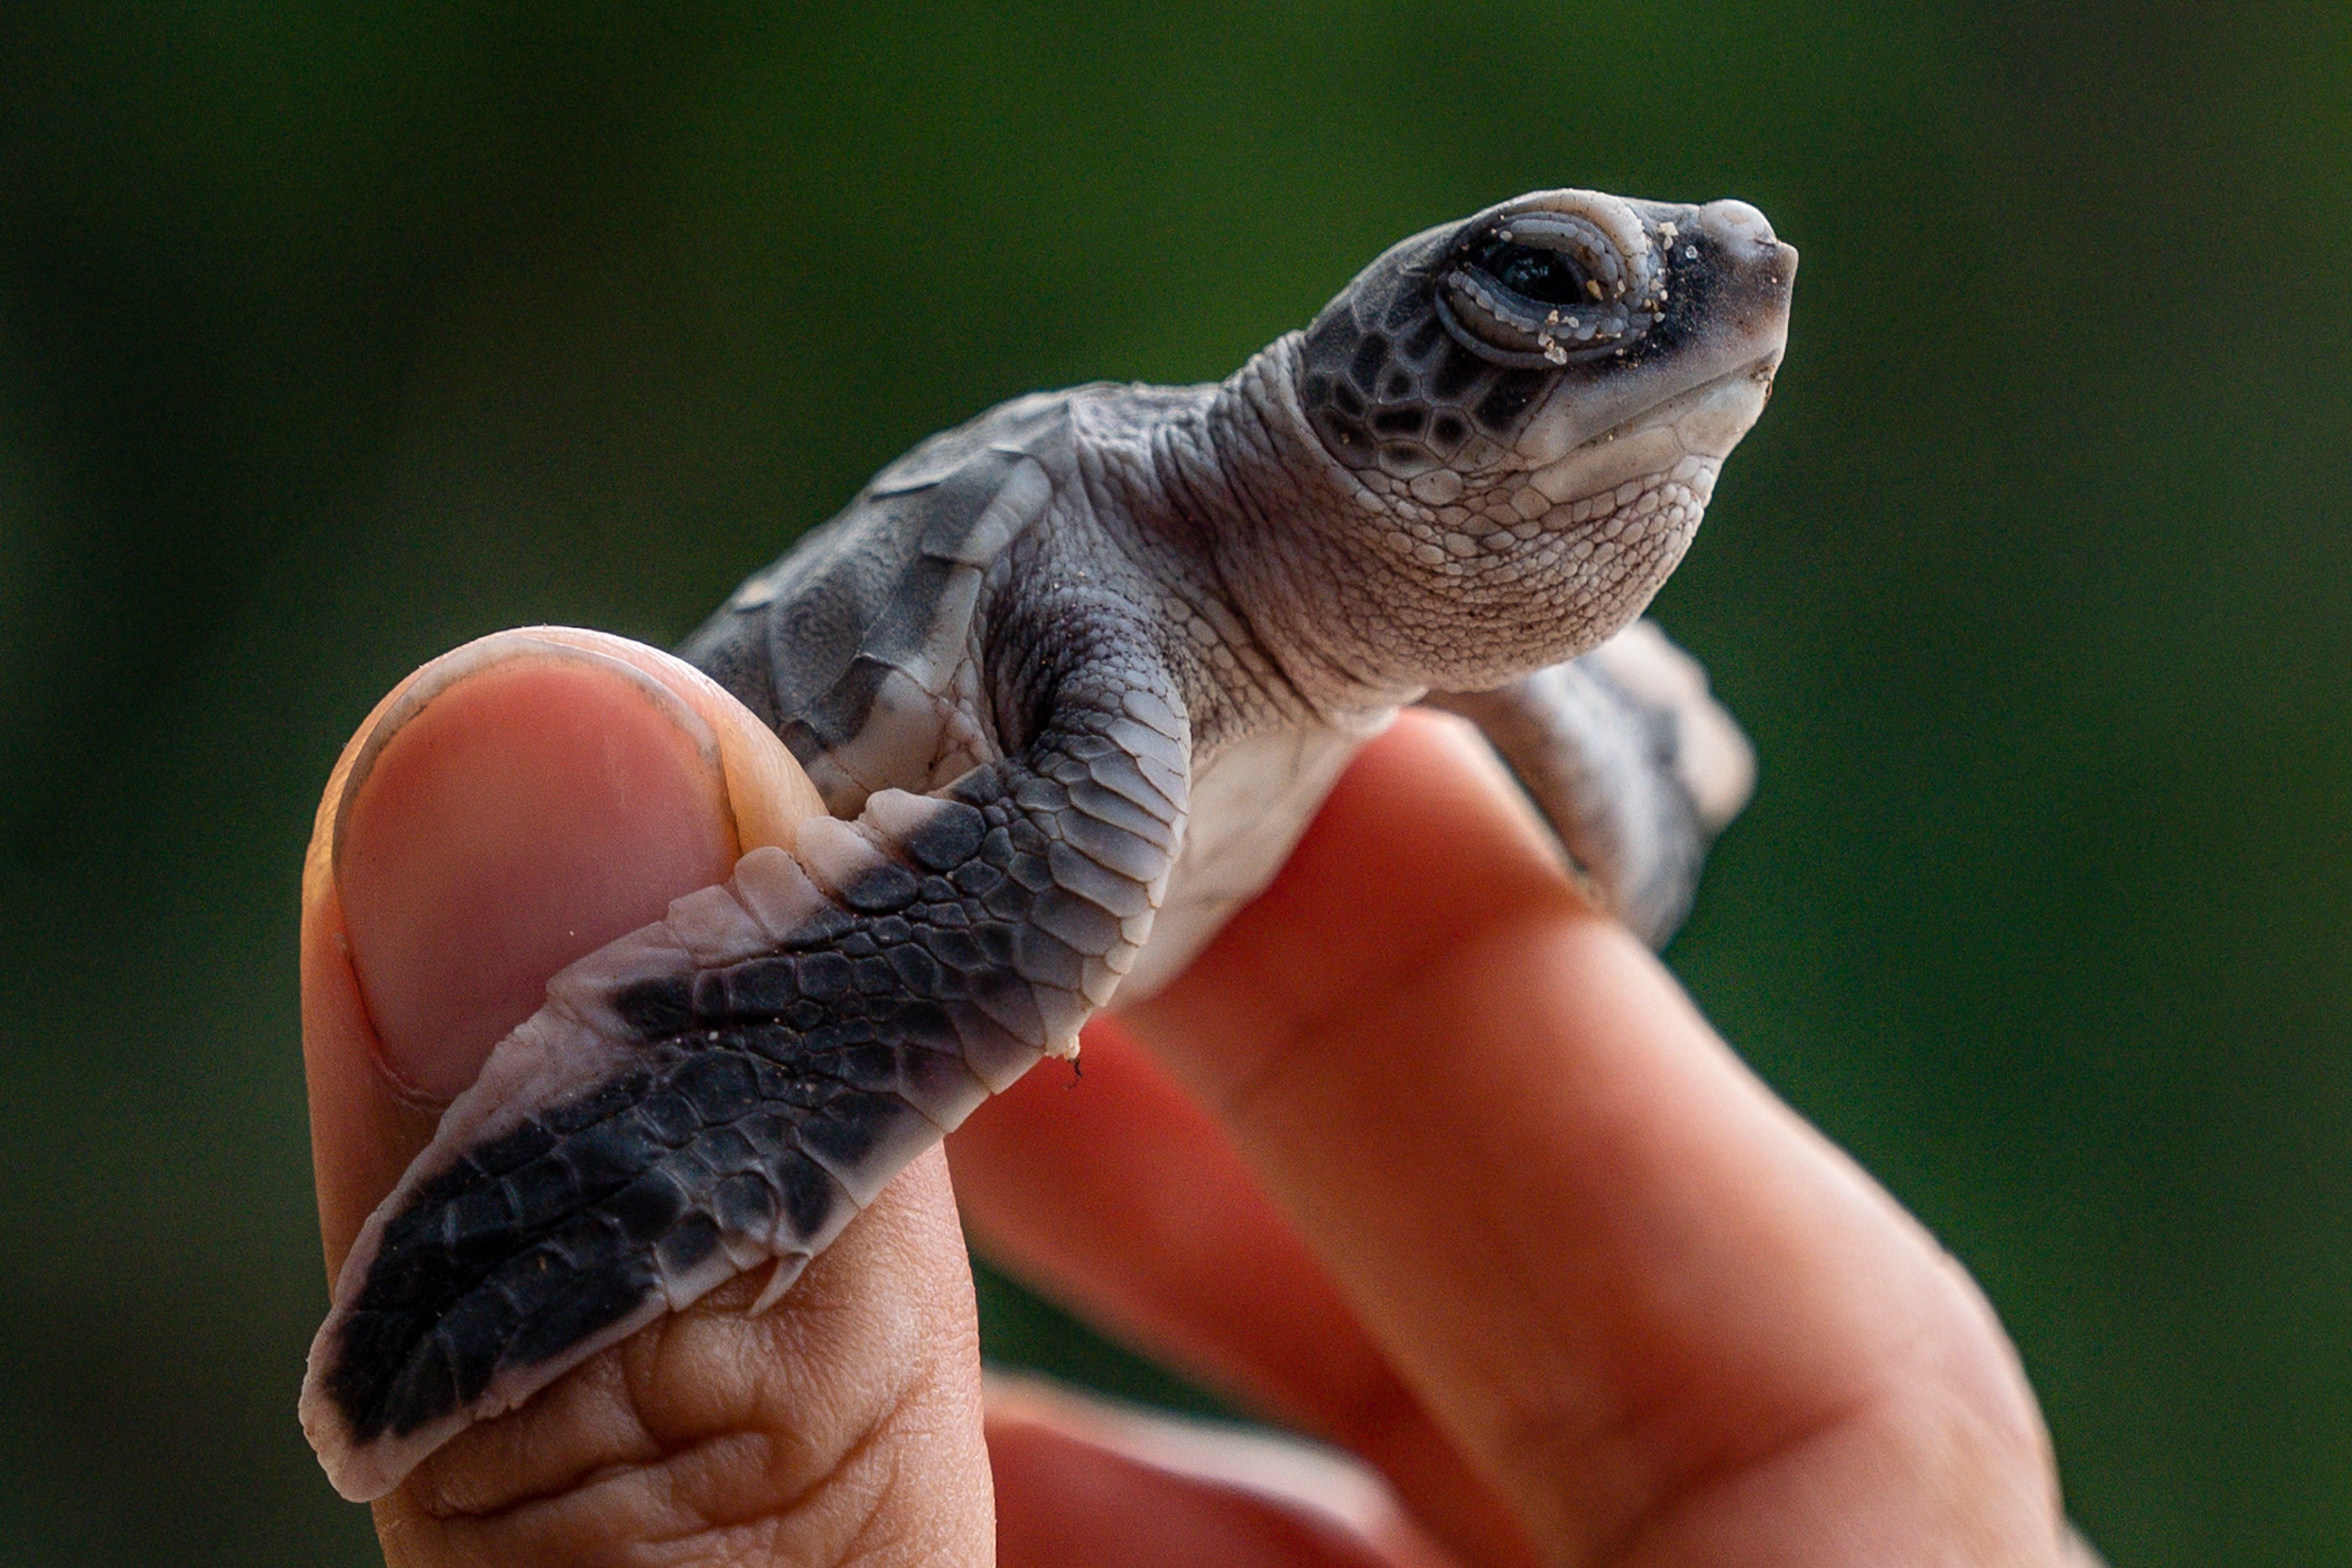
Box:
[1277,188,1793,690]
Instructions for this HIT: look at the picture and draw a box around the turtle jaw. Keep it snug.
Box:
[1514,349,1783,520]
[1512,327,1787,475]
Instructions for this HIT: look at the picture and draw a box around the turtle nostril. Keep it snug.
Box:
[1690,202,1798,296]
[1700,199,1777,250]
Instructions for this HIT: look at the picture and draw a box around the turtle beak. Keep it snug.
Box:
[1689,198,1796,369]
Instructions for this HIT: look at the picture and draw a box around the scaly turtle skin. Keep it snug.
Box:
[302,187,1796,1501]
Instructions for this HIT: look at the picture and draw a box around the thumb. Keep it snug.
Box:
[299,629,992,1565]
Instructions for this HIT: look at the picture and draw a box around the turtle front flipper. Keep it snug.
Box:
[1429,619,1753,947]
[298,620,1190,1502]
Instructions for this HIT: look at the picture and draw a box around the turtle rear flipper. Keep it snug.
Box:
[1431,619,1754,947]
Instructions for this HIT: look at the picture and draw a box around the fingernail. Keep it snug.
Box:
[333,636,740,1104]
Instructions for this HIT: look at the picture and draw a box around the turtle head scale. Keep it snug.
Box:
[1222,188,1794,696]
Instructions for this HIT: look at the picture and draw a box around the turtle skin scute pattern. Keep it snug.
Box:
[309,621,1189,1462]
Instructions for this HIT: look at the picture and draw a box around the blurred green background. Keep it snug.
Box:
[1,1,2346,1560]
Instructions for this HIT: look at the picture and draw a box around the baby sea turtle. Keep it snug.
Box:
[302,187,1796,1500]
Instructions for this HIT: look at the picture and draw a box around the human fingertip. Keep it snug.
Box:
[483,627,826,854]
[332,633,740,1104]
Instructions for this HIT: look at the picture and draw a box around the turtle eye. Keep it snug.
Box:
[1437,210,1663,368]
[1473,240,1593,307]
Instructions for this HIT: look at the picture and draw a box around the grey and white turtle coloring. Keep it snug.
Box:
[301,187,1796,1501]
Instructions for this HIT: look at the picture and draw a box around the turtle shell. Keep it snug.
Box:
[679,392,1074,814]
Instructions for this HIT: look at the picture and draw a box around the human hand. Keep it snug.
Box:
[960,707,2102,1566]
[301,630,2096,1565]
[302,630,990,1564]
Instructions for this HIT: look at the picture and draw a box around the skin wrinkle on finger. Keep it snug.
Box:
[1421,931,1906,1511]
[1575,1368,1878,1567]
[407,1316,675,1517]
[373,1137,991,1564]
[617,1278,973,1550]
[373,1205,995,1562]
[391,1339,909,1563]
[1613,1376,2070,1566]
[1542,1135,2060,1560]
[304,640,991,1566]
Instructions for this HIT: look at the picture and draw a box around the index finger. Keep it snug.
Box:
[1118,709,2050,1558]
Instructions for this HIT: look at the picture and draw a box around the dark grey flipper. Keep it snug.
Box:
[299,594,1189,1502]
[1433,619,1754,947]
